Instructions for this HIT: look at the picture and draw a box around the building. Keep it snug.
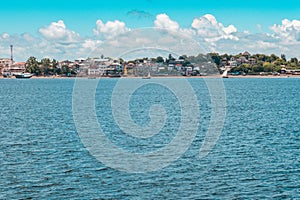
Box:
[242,51,251,58]
[0,58,11,67]
[10,62,26,74]
[0,58,11,75]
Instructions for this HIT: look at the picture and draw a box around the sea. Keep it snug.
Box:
[0,77,299,199]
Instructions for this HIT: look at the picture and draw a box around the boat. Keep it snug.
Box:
[13,72,33,79]
[108,74,121,78]
[142,72,151,79]
[221,70,229,78]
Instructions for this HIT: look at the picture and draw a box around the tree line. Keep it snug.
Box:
[25,56,78,76]
[207,53,300,74]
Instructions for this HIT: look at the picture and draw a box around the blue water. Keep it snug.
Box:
[0,78,299,199]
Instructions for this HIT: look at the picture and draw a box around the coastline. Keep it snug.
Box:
[1,74,299,79]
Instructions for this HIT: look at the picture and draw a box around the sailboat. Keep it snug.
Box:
[142,62,151,79]
[142,71,151,79]
[221,69,229,78]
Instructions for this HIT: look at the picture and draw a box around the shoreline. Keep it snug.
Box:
[1,74,299,79]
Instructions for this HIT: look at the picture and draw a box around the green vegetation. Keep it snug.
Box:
[25,57,77,76]
[205,52,300,74]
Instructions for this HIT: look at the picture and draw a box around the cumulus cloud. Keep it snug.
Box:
[154,14,180,31]
[39,20,80,43]
[191,14,238,42]
[82,39,102,50]
[270,19,300,44]
[93,19,130,39]
[77,39,103,57]
[2,15,300,62]
[22,33,35,42]
[1,33,10,39]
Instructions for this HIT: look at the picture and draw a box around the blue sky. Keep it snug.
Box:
[1,0,300,60]
[2,0,300,35]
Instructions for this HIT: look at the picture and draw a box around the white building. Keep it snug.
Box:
[0,58,11,67]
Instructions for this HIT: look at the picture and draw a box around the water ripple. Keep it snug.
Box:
[0,78,299,199]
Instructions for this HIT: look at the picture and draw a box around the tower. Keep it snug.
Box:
[10,45,14,65]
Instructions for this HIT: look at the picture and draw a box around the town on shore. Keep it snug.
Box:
[1,50,300,78]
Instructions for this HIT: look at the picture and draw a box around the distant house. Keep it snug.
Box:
[221,58,228,66]
[0,58,11,75]
[0,58,11,67]
[242,51,251,59]
[76,57,117,76]
[185,66,193,75]
[240,56,248,63]
[175,63,183,71]
[168,64,175,71]
[75,58,86,63]
[249,58,256,65]
[88,67,101,75]
[11,62,26,74]
[236,56,249,65]
[109,63,122,71]
[59,60,74,68]
[175,59,185,64]
[126,62,135,70]
[229,57,237,67]
[150,62,158,71]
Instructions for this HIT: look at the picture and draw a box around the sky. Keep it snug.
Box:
[1,0,300,61]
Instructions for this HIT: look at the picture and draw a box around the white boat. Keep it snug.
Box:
[13,72,33,79]
[142,71,151,79]
[221,69,229,78]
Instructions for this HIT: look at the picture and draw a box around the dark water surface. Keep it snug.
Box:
[0,78,299,199]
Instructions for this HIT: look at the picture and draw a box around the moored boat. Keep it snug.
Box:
[14,72,33,79]
[142,72,151,79]
[108,74,121,78]
[221,70,229,78]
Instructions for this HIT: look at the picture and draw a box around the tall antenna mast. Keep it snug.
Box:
[10,45,14,65]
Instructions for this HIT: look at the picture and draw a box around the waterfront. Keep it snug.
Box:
[0,78,299,199]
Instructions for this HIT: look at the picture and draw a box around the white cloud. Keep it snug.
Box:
[22,33,35,42]
[82,39,102,51]
[1,33,10,39]
[154,14,180,31]
[2,15,300,62]
[76,39,103,57]
[256,41,279,49]
[270,19,300,44]
[223,25,237,35]
[191,14,238,42]
[93,20,130,39]
[39,20,80,43]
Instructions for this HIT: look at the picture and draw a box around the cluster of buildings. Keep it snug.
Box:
[0,58,26,76]
[73,57,193,77]
[0,55,221,77]
[0,51,266,77]
[0,57,185,77]
[43,57,208,77]
[220,52,257,67]
[219,51,258,73]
